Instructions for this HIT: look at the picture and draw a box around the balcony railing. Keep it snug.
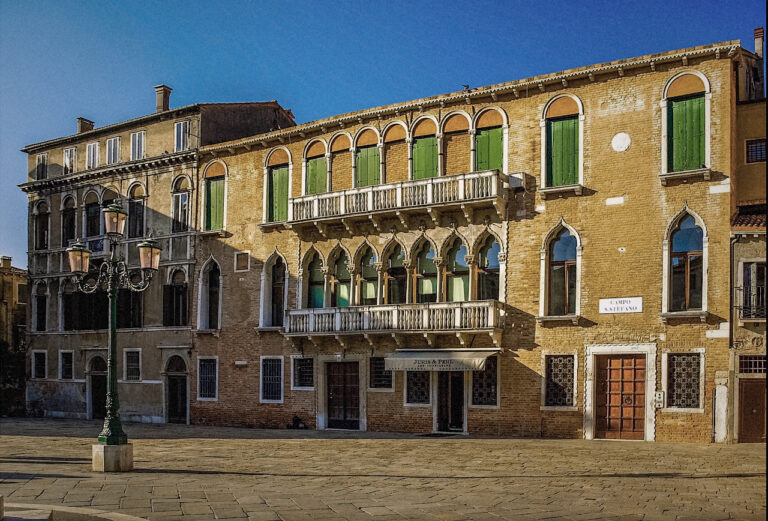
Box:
[734,286,766,320]
[288,170,506,223]
[285,300,504,335]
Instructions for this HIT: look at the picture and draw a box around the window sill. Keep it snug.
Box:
[468,403,500,410]
[291,386,314,392]
[255,326,284,333]
[540,405,579,412]
[194,329,221,337]
[258,221,288,231]
[660,310,707,323]
[539,184,584,199]
[368,387,395,393]
[198,229,226,238]
[739,317,766,324]
[660,407,704,414]
[659,167,711,186]
[536,314,580,325]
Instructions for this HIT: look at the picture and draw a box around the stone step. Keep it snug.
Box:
[3,509,53,521]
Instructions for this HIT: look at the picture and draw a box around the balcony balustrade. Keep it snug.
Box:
[734,285,766,320]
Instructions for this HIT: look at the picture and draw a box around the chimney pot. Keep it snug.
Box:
[154,84,172,113]
[1,256,11,269]
[755,27,764,59]
[77,117,94,134]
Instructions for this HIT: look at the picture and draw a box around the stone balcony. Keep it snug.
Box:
[284,170,508,235]
[284,300,504,347]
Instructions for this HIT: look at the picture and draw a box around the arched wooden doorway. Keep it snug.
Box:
[89,356,107,420]
[165,356,188,424]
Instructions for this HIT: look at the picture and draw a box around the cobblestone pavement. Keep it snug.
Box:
[0,419,765,521]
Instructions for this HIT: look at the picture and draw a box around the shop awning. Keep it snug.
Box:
[384,349,499,372]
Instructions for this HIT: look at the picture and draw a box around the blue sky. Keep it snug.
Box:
[1,0,765,268]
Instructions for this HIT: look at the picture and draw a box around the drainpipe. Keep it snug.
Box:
[719,234,740,444]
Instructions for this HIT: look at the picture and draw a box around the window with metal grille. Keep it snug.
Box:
[292,357,314,389]
[261,358,283,402]
[746,138,766,163]
[406,371,430,404]
[125,351,141,381]
[33,352,46,379]
[739,355,766,374]
[369,357,393,389]
[545,355,575,406]
[472,356,498,406]
[198,358,217,399]
[667,353,701,408]
[60,352,73,380]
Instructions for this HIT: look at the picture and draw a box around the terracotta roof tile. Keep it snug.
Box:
[732,205,767,229]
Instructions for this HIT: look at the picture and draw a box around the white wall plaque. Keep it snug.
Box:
[599,297,642,314]
[611,132,631,152]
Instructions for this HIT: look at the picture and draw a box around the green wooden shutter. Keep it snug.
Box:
[206,177,224,230]
[307,157,327,195]
[356,148,366,187]
[546,117,578,186]
[356,146,380,187]
[268,166,288,222]
[475,129,489,170]
[370,146,380,185]
[669,95,705,172]
[487,127,503,172]
[413,137,437,179]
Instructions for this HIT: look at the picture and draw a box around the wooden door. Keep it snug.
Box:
[327,362,360,430]
[595,355,646,440]
[167,375,187,424]
[739,379,766,443]
[437,372,464,432]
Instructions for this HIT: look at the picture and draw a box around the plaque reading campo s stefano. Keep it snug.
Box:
[599,297,643,314]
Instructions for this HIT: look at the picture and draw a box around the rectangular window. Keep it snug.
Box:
[130,131,145,160]
[86,142,99,169]
[62,207,76,247]
[668,94,705,172]
[546,117,578,186]
[60,351,73,380]
[412,136,438,179]
[261,357,283,402]
[198,358,217,399]
[125,350,141,381]
[306,156,327,195]
[746,138,766,163]
[292,357,314,389]
[35,295,47,332]
[475,127,503,173]
[369,357,393,389]
[33,351,47,379]
[406,371,430,405]
[205,177,225,230]
[116,289,142,329]
[175,121,190,152]
[268,166,288,222]
[85,202,101,237]
[739,355,766,374]
[667,353,702,409]
[62,291,76,331]
[472,355,498,406]
[128,199,144,238]
[163,283,188,327]
[355,145,380,187]
[36,154,48,180]
[545,355,575,407]
[742,262,766,319]
[106,137,120,164]
[17,283,27,304]
[172,192,189,232]
[63,148,76,175]
[35,213,49,250]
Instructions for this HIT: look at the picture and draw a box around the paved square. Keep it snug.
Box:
[0,418,765,520]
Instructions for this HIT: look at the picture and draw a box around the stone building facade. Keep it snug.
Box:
[21,34,765,442]
[0,256,27,415]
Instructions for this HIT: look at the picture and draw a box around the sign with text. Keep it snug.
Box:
[599,297,643,314]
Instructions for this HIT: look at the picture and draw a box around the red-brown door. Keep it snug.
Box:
[327,362,360,430]
[739,379,766,443]
[595,355,646,440]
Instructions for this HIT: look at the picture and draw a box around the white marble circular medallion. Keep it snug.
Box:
[611,132,631,152]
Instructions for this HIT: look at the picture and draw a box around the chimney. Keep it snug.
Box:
[1,256,11,269]
[77,117,94,133]
[755,28,764,59]
[154,84,172,113]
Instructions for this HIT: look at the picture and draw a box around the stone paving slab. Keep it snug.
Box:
[0,418,765,521]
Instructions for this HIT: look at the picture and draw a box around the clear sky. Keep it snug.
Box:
[0,0,765,268]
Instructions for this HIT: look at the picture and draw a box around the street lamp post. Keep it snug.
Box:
[66,202,160,472]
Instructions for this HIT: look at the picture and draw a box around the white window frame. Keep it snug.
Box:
[259,252,289,328]
[197,258,223,330]
[261,149,293,224]
[86,142,99,169]
[661,206,709,317]
[404,370,432,407]
[58,350,74,380]
[469,355,500,409]
[31,350,47,379]
[539,94,585,189]
[175,120,190,152]
[123,348,142,382]
[538,219,583,319]
[290,355,314,391]
[539,352,579,411]
[130,131,146,161]
[661,349,705,413]
[63,147,76,175]
[197,356,218,401]
[106,137,120,165]
[36,153,48,179]
[234,251,251,273]
[367,356,394,392]
[260,355,284,403]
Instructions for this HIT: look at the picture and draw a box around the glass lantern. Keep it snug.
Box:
[66,241,92,274]
[102,203,127,236]
[137,239,161,270]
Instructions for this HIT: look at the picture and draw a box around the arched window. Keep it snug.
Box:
[385,244,407,304]
[478,236,500,300]
[442,113,471,175]
[200,261,221,329]
[271,257,286,325]
[204,162,226,230]
[305,141,327,195]
[34,202,49,250]
[475,110,504,172]
[84,192,101,238]
[544,97,580,187]
[172,177,190,233]
[127,184,145,238]
[665,74,707,173]
[414,242,437,303]
[267,151,289,222]
[61,281,76,331]
[61,197,76,247]
[331,252,351,308]
[261,254,288,327]
[444,238,469,302]
[163,269,188,327]
[359,247,378,305]
[355,129,380,187]
[34,283,47,332]
[383,124,408,183]
[670,215,703,311]
[307,253,325,309]
[548,229,577,315]
[412,119,438,179]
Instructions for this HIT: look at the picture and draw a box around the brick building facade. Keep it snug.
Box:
[21,33,766,442]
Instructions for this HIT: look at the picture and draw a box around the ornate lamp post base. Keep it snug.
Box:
[92,444,133,472]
